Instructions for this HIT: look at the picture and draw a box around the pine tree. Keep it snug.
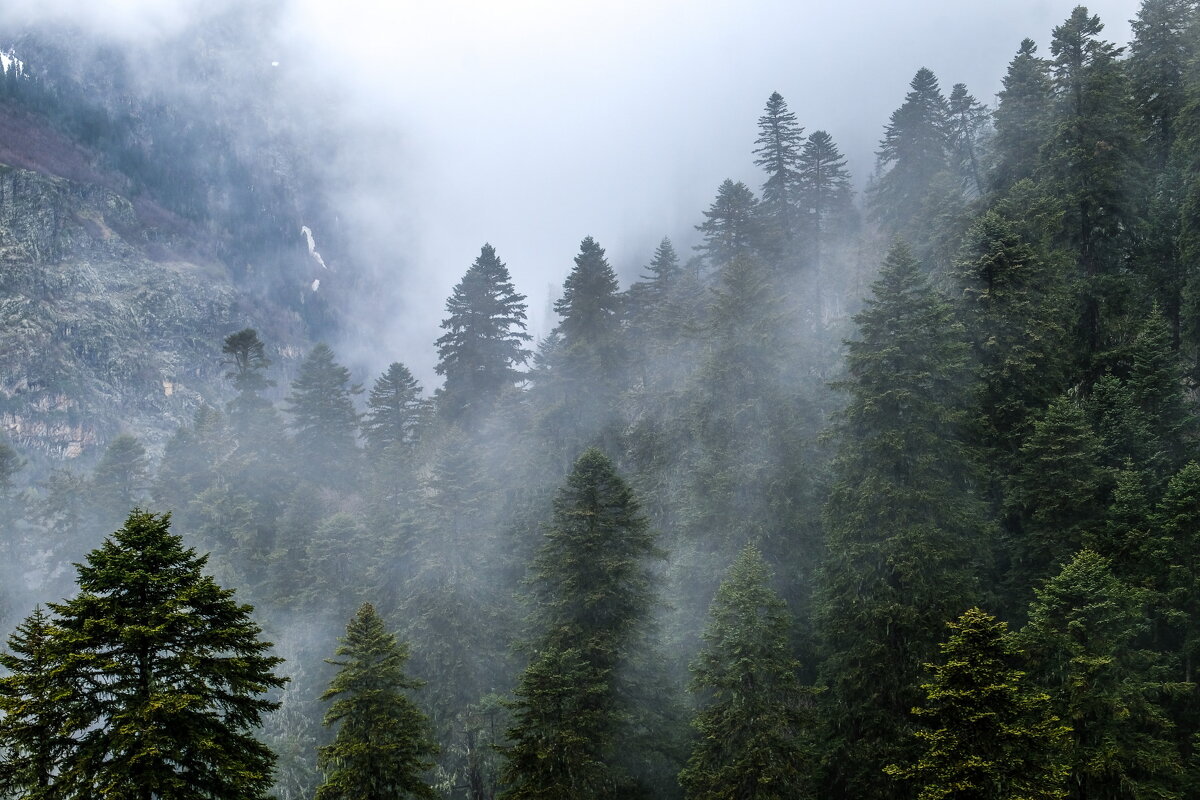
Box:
[501,449,663,798]
[285,343,362,481]
[796,130,854,276]
[885,608,1069,800]
[363,362,425,455]
[1019,550,1182,800]
[695,180,763,267]
[753,92,805,248]
[435,244,532,423]
[679,544,812,800]
[1129,0,1197,169]
[47,510,287,799]
[947,83,990,197]
[816,241,988,800]
[992,39,1053,191]
[222,328,275,430]
[869,68,950,233]
[316,602,438,800]
[0,606,70,799]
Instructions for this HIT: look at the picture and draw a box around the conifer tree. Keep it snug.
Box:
[1128,305,1196,474]
[435,244,531,423]
[285,342,361,480]
[0,606,69,799]
[47,510,287,799]
[796,130,854,274]
[316,602,438,800]
[885,608,1069,800]
[501,449,663,798]
[992,39,1053,191]
[363,362,424,455]
[947,83,990,197]
[222,328,275,428]
[870,68,950,233]
[679,544,812,800]
[1155,462,1200,683]
[816,241,988,800]
[696,180,763,266]
[91,433,149,526]
[1019,550,1182,800]
[1129,0,1197,169]
[753,91,805,248]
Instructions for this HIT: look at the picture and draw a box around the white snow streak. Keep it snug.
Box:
[301,225,329,270]
[311,278,320,292]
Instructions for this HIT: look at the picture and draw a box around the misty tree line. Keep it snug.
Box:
[7,0,1200,797]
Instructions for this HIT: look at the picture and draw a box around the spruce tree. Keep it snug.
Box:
[47,510,287,799]
[0,606,69,799]
[1129,0,1197,169]
[947,83,990,197]
[501,449,663,799]
[222,328,275,428]
[316,603,438,800]
[91,433,149,526]
[435,244,531,423]
[816,240,988,800]
[869,68,951,233]
[796,130,854,275]
[285,343,361,481]
[992,39,1053,191]
[1019,550,1182,800]
[363,362,425,455]
[885,608,1069,800]
[695,180,763,266]
[679,544,812,800]
[753,91,805,248]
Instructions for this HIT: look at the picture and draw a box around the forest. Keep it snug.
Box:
[3,1,1200,798]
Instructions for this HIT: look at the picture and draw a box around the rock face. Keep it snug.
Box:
[0,163,294,460]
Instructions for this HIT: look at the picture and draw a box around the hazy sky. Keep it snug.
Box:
[0,0,1147,382]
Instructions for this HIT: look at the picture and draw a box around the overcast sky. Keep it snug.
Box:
[0,0,1147,381]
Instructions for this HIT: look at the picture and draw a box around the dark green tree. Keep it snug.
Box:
[816,241,988,800]
[91,433,149,526]
[501,449,663,799]
[885,608,1069,800]
[435,244,532,423]
[363,362,425,455]
[753,91,805,248]
[48,510,287,799]
[947,83,990,197]
[992,39,1053,191]
[1129,0,1197,169]
[0,606,69,800]
[869,68,950,233]
[222,328,275,430]
[1019,550,1182,800]
[285,343,362,480]
[679,544,812,800]
[796,130,855,276]
[316,602,438,800]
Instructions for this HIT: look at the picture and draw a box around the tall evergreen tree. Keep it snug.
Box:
[501,449,663,799]
[695,180,763,266]
[435,244,532,423]
[1019,550,1182,800]
[1130,0,1198,169]
[816,241,988,800]
[285,343,362,481]
[679,544,812,800]
[91,433,149,526]
[363,362,425,455]
[885,608,1069,800]
[796,130,855,275]
[222,328,276,434]
[992,39,1053,191]
[316,602,438,800]
[870,68,951,233]
[47,510,287,799]
[947,83,990,197]
[753,92,805,248]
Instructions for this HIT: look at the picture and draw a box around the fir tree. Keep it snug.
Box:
[363,362,425,455]
[316,602,438,800]
[870,68,950,233]
[992,39,1053,191]
[91,433,149,526]
[222,328,275,430]
[679,544,812,800]
[47,510,287,799]
[885,608,1069,800]
[947,83,990,197]
[435,244,532,423]
[0,606,70,799]
[1019,550,1182,800]
[796,130,855,276]
[753,91,805,248]
[696,180,763,266]
[1129,0,1198,169]
[285,343,362,480]
[501,449,663,798]
[816,241,988,800]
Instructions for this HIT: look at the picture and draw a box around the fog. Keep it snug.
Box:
[0,0,1142,383]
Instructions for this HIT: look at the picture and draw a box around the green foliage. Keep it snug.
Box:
[46,510,287,799]
[753,91,805,249]
[680,544,813,800]
[285,342,362,481]
[90,433,149,526]
[992,39,1052,191]
[870,68,950,233]
[364,362,425,455]
[316,602,438,800]
[886,608,1069,800]
[696,180,763,266]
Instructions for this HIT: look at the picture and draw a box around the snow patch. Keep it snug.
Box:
[0,50,24,76]
[311,279,320,292]
[301,225,328,270]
